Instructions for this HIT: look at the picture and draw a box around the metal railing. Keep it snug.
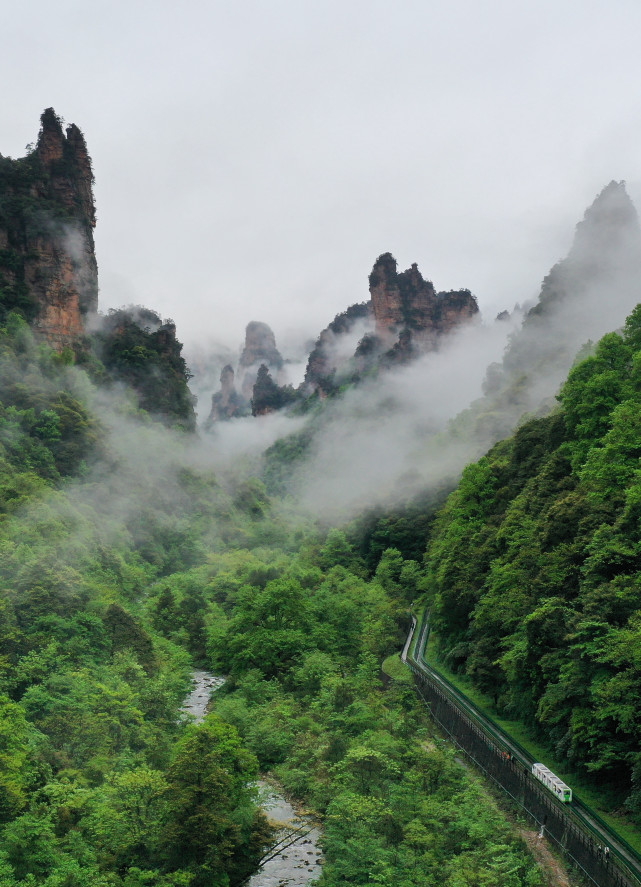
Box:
[405,608,641,887]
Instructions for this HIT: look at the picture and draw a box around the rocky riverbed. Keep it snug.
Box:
[181,670,323,886]
[249,785,322,887]
[180,669,226,722]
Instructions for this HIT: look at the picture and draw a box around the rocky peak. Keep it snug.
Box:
[524,181,641,331]
[35,109,96,231]
[63,124,96,229]
[486,181,641,437]
[239,321,283,369]
[303,301,374,394]
[368,253,478,352]
[572,180,638,256]
[36,107,65,164]
[238,320,283,398]
[219,364,235,395]
[207,364,249,423]
[0,108,98,348]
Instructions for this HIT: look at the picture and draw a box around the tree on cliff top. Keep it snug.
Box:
[94,307,197,431]
[251,365,297,417]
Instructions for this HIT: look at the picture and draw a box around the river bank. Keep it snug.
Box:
[181,669,323,886]
[180,669,225,721]
[248,783,322,887]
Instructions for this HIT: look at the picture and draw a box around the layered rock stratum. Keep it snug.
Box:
[0,108,98,348]
[369,253,479,350]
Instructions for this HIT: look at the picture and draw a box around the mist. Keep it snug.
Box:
[278,313,524,521]
[6,1,641,358]
[214,182,641,524]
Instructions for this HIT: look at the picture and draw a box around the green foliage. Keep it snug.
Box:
[0,315,101,485]
[163,717,270,886]
[103,604,156,673]
[425,304,641,818]
[250,364,299,416]
[203,541,542,885]
[92,308,196,431]
[0,273,551,886]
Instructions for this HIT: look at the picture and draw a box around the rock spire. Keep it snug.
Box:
[0,108,98,348]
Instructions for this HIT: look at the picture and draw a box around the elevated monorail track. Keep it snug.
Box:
[403,611,641,887]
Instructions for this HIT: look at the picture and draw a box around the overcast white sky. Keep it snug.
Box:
[4,0,641,357]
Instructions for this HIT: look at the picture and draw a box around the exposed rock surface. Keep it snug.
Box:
[238,321,284,398]
[303,302,374,394]
[300,255,480,396]
[369,253,479,352]
[208,364,249,422]
[239,321,283,370]
[0,108,98,348]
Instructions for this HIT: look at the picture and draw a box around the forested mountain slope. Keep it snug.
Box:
[0,310,548,886]
[0,317,279,886]
[426,303,641,819]
[0,108,606,886]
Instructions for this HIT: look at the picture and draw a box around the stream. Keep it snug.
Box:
[179,669,226,721]
[181,670,323,886]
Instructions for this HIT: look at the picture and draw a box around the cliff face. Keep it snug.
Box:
[237,321,284,398]
[304,302,374,393]
[0,108,98,348]
[369,253,479,351]
[207,365,249,422]
[300,257,479,396]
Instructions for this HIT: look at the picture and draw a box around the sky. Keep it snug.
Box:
[3,0,641,362]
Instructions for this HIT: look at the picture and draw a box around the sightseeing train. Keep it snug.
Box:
[532,763,573,803]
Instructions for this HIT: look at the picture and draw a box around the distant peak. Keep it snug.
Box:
[239,321,282,368]
[582,180,636,223]
[37,107,65,163]
[569,179,640,266]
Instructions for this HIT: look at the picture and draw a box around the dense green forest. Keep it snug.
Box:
[426,303,641,819]
[0,308,548,886]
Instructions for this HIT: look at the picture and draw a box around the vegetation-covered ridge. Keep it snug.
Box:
[91,306,197,431]
[426,301,641,821]
[0,110,605,885]
[0,314,286,886]
[202,536,545,886]
[0,304,547,885]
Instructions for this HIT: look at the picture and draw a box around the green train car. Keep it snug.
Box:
[532,763,572,803]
